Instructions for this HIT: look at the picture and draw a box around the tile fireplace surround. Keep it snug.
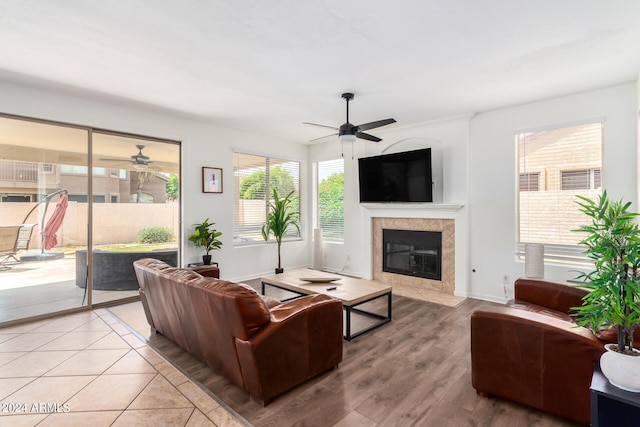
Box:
[372,217,455,296]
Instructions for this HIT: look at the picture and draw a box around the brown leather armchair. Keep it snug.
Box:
[134,258,343,404]
[471,278,605,425]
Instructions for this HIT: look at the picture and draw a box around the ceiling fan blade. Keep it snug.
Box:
[356,132,382,142]
[303,122,339,131]
[309,133,338,143]
[148,160,177,166]
[357,118,396,132]
[100,157,128,162]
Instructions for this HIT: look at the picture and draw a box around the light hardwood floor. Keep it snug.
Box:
[110,280,582,427]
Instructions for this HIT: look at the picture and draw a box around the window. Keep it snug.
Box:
[519,172,540,191]
[68,195,106,203]
[233,152,302,244]
[1,195,31,202]
[318,159,344,240]
[517,122,603,263]
[130,193,154,203]
[561,168,601,190]
[60,165,106,175]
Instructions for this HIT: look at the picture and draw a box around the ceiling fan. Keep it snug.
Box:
[101,144,157,170]
[304,93,396,143]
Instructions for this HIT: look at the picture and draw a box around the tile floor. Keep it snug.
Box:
[0,309,248,426]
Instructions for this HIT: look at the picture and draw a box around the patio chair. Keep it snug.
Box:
[9,223,36,262]
[0,226,21,271]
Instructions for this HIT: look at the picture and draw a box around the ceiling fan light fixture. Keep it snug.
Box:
[133,163,148,170]
[340,133,357,143]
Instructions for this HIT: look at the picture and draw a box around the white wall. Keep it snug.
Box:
[468,83,638,303]
[0,81,309,282]
[4,79,637,299]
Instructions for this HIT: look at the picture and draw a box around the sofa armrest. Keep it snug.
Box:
[514,277,588,314]
[471,305,604,424]
[138,288,156,332]
[233,294,343,403]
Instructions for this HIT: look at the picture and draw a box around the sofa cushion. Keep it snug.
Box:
[514,278,588,314]
[194,278,272,340]
[507,301,576,324]
[261,295,283,309]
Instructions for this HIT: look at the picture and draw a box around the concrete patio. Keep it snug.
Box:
[0,252,137,324]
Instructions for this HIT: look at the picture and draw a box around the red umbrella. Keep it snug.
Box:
[42,194,68,250]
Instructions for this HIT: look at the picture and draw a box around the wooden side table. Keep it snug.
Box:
[590,364,640,426]
[188,262,220,279]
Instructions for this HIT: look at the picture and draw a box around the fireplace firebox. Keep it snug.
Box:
[383,229,442,281]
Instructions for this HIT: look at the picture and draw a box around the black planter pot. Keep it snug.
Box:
[275,267,284,274]
[202,254,212,265]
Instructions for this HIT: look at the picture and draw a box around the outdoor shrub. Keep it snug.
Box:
[137,226,174,244]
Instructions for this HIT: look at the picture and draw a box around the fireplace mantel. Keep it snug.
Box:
[360,202,467,297]
[372,217,455,295]
[361,203,464,219]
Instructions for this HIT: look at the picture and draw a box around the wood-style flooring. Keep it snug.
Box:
[110,279,582,427]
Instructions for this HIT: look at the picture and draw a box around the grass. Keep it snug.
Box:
[60,243,177,253]
[102,244,176,252]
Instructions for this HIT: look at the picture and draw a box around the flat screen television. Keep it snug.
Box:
[358,148,433,203]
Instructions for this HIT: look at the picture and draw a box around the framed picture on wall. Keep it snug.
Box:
[202,167,223,193]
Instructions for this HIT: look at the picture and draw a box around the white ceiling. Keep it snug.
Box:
[1,1,640,144]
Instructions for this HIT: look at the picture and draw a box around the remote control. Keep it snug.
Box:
[326,286,337,291]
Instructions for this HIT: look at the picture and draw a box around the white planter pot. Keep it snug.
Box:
[600,343,640,392]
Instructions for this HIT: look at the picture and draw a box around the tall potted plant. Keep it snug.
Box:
[262,189,300,273]
[188,218,222,265]
[573,191,640,391]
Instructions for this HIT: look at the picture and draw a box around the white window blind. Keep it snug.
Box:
[516,122,603,263]
[233,152,302,244]
[318,159,344,241]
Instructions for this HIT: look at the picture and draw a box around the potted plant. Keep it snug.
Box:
[261,189,300,274]
[188,218,222,265]
[573,190,640,391]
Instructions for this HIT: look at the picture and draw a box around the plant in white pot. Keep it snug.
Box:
[188,218,222,265]
[573,191,640,391]
[261,189,300,274]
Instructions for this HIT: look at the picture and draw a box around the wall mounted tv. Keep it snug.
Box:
[358,148,433,203]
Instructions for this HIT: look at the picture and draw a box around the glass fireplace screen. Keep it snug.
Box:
[383,229,442,281]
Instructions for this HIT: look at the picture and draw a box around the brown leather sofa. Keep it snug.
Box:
[471,278,606,425]
[133,258,343,404]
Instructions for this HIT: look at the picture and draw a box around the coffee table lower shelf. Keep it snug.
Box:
[261,280,392,341]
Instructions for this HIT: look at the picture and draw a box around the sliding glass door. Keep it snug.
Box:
[0,116,89,322]
[89,132,180,306]
[0,114,180,324]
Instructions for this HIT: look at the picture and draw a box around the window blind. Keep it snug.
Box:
[318,159,344,241]
[233,152,302,244]
[517,122,603,263]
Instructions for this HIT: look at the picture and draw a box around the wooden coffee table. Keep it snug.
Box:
[261,268,392,341]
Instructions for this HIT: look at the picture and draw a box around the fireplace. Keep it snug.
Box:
[372,217,455,296]
[383,229,442,280]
